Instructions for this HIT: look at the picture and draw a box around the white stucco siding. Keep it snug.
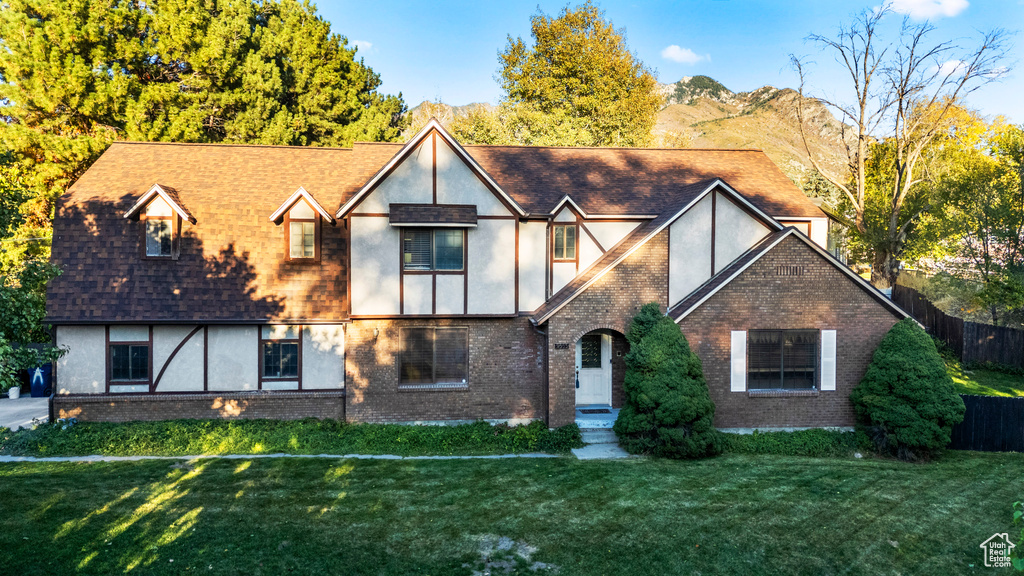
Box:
[350,216,401,316]
[55,326,106,394]
[207,326,258,391]
[352,139,432,214]
[518,221,547,312]
[435,275,465,314]
[403,274,433,315]
[584,221,640,250]
[551,262,577,294]
[467,219,516,314]
[810,218,827,248]
[714,192,771,273]
[554,206,576,222]
[578,230,602,272]
[669,194,713,306]
[109,325,148,342]
[302,326,345,390]
[436,138,511,216]
[152,325,204,392]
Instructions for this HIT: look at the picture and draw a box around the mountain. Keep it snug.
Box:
[402,76,850,187]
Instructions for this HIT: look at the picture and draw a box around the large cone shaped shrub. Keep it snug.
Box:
[613,303,722,458]
[850,318,965,461]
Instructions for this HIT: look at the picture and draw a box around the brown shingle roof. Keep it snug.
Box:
[47,139,824,323]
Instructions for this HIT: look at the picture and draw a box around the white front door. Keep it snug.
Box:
[575,333,612,405]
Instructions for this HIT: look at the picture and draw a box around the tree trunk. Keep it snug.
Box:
[871,250,901,289]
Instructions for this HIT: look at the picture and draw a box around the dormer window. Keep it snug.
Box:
[287,201,318,261]
[144,198,175,258]
[123,184,195,261]
[269,187,336,264]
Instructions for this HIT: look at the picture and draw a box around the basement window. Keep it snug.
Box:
[399,327,468,387]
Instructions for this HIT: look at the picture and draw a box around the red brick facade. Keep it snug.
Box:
[344,318,546,423]
[545,231,669,426]
[54,391,345,422]
[676,235,902,428]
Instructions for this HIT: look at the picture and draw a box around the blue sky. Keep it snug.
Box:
[318,0,1024,122]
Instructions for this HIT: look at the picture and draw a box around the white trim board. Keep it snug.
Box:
[269,186,336,224]
[123,184,196,224]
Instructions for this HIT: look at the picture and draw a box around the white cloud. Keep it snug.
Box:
[888,0,969,19]
[935,59,967,76]
[660,45,708,65]
[352,39,373,52]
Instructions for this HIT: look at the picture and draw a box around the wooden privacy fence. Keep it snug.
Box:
[950,394,1024,452]
[891,285,1024,369]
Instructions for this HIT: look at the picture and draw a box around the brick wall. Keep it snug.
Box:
[345,317,546,423]
[677,235,902,428]
[546,231,668,426]
[53,391,345,422]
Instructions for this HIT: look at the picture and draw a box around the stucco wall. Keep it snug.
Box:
[669,194,712,305]
[436,137,510,216]
[518,221,547,312]
[352,139,431,213]
[303,325,345,390]
[584,221,640,250]
[467,219,516,314]
[153,325,204,392]
[403,274,433,315]
[55,325,106,394]
[350,215,401,315]
[207,326,258,391]
[714,193,770,271]
[435,275,464,315]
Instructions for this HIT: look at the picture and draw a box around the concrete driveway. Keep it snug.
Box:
[0,396,49,431]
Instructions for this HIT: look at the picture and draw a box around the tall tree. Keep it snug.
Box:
[0,0,406,225]
[792,5,1009,287]
[496,1,659,147]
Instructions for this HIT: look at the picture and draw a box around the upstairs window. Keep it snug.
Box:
[143,197,176,258]
[553,224,576,261]
[403,229,464,271]
[748,330,818,390]
[287,201,319,262]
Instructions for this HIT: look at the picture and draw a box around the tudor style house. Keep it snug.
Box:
[47,119,907,429]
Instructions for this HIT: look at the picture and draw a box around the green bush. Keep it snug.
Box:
[613,302,722,458]
[0,419,583,457]
[722,429,871,458]
[850,318,966,461]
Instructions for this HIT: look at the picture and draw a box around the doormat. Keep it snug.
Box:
[580,409,611,414]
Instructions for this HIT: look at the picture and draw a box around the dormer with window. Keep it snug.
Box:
[123,184,197,261]
[269,187,336,264]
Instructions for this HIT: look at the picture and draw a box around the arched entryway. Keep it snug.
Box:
[574,328,628,410]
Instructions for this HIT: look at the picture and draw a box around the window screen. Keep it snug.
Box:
[146,219,172,257]
[580,335,602,368]
[111,344,149,381]
[748,330,818,390]
[400,327,468,385]
[263,341,299,378]
[553,225,576,260]
[289,221,315,258]
[403,229,464,271]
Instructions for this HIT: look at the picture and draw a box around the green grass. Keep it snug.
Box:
[1,452,1021,575]
[946,358,1024,397]
[0,419,583,458]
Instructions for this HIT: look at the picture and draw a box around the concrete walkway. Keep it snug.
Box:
[0,396,48,431]
[571,428,632,460]
[0,452,562,464]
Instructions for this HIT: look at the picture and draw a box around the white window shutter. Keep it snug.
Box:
[821,330,837,391]
[730,331,746,392]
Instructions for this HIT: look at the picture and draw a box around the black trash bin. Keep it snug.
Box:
[27,364,52,397]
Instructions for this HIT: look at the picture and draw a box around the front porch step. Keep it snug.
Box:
[580,429,618,445]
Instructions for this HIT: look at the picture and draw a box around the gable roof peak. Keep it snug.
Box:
[123,183,197,224]
[268,186,336,225]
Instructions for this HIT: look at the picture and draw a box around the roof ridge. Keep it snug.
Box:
[111,141,355,151]
[460,144,765,152]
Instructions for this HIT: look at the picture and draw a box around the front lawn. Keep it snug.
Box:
[1,452,1021,575]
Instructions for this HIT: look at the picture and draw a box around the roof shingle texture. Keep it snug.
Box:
[47,140,823,323]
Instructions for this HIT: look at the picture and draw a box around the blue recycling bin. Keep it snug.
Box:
[27,364,52,397]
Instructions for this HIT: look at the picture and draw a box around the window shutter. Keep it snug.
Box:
[730,331,746,392]
[820,330,837,391]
